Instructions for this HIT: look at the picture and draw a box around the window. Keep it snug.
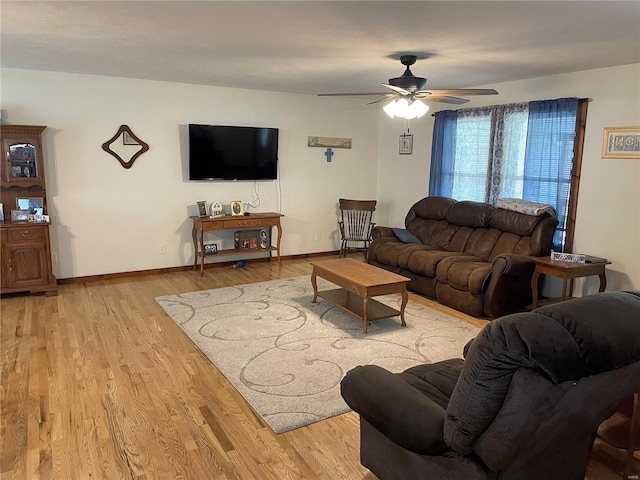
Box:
[429,98,586,252]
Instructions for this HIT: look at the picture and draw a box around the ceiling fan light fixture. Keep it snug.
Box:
[383,98,429,119]
[409,99,429,119]
[394,98,409,117]
[383,99,398,118]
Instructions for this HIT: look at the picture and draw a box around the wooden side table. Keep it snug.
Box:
[530,256,611,309]
[191,212,283,276]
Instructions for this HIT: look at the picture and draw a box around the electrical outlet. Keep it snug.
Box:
[159,244,166,254]
[51,252,58,263]
[315,233,321,241]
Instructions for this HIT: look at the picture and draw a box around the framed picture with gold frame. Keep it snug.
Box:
[602,126,640,159]
[230,200,244,216]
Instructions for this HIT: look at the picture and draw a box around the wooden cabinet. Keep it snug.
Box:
[1,125,56,296]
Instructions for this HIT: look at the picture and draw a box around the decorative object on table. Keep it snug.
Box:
[230,200,244,216]
[204,243,218,255]
[16,197,44,213]
[550,251,586,263]
[155,276,479,433]
[196,200,208,217]
[399,133,413,154]
[209,201,223,217]
[602,126,640,159]
[101,124,150,169]
[11,209,30,221]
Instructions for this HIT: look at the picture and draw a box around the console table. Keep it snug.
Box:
[530,256,611,309]
[191,213,283,276]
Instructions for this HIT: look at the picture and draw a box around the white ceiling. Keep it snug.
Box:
[2,1,639,97]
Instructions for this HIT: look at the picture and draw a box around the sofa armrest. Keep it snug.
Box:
[371,226,396,240]
[492,253,536,276]
[483,254,537,317]
[340,365,449,455]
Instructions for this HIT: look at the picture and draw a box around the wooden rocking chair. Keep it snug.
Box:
[338,198,376,259]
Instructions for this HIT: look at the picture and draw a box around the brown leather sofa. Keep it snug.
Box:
[341,291,640,480]
[368,196,558,317]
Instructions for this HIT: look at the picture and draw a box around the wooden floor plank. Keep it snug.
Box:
[1,256,637,479]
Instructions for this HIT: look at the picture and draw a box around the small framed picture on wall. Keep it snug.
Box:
[400,134,413,155]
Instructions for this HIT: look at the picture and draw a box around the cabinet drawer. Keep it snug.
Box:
[223,218,278,228]
[7,225,46,242]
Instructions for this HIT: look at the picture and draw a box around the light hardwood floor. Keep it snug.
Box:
[1,255,637,479]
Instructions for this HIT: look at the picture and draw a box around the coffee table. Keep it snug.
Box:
[310,258,410,333]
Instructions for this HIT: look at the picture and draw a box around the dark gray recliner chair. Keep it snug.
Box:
[341,291,640,480]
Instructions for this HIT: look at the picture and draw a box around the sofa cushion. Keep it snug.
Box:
[406,196,456,224]
[470,228,502,261]
[436,255,483,284]
[405,250,463,277]
[392,228,421,244]
[489,208,549,236]
[446,201,494,228]
[447,262,493,294]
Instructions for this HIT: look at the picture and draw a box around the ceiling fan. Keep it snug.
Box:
[318,55,498,118]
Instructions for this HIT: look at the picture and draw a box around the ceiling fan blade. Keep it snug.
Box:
[367,95,396,105]
[317,92,389,97]
[421,96,470,105]
[381,83,412,96]
[417,88,498,96]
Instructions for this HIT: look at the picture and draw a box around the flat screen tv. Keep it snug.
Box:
[188,124,279,181]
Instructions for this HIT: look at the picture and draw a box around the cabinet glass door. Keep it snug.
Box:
[8,142,38,179]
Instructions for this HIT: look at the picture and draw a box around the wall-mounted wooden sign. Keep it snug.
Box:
[308,136,352,149]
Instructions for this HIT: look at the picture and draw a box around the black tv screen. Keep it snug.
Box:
[189,124,279,180]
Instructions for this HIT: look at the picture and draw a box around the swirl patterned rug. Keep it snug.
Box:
[155,276,480,433]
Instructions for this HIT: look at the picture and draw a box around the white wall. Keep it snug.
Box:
[1,69,379,278]
[4,64,639,294]
[377,63,640,294]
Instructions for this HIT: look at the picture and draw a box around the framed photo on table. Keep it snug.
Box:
[16,197,43,213]
[602,126,640,159]
[231,200,244,216]
[399,134,413,155]
[196,201,208,217]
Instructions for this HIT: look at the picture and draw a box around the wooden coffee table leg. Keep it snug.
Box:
[362,296,369,334]
[399,288,408,326]
[311,268,319,303]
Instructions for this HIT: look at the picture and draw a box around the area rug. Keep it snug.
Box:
[155,276,481,433]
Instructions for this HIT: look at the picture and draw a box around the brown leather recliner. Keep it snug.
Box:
[341,291,640,480]
[368,196,558,317]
